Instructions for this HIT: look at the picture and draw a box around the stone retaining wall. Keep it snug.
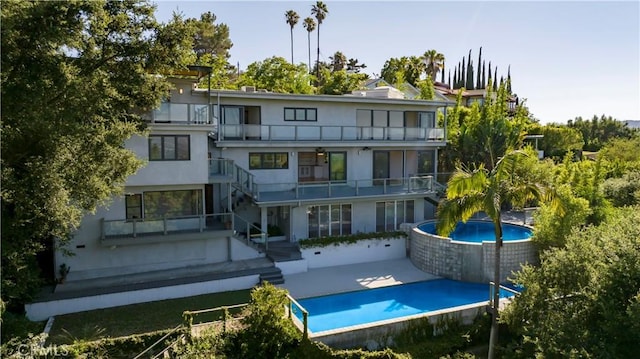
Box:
[410,221,537,283]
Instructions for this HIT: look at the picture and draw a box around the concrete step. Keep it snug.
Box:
[259,269,284,285]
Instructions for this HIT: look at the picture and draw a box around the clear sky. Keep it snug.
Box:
[153,1,640,124]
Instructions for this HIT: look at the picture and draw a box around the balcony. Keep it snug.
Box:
[146,103,213,124]
[100,213,232,246]
[253,176,435,203]
[217,124,444,142]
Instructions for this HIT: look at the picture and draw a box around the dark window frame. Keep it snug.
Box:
[125,194,142,220]
[284,107,317,122]
[249,152,289,170]
[148,135,190,161]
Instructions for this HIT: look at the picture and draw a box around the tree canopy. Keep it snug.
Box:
[238,56,315,94]
[503,207,640,358]
[441,80,529,172]
[1,0,194,309]
[568,115,637,152]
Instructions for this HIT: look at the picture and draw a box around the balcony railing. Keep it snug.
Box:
[253,176,435,202]
[101,213,232,240]
[218,124,444,142]
[146,103,213,124]
[209,159,256,195]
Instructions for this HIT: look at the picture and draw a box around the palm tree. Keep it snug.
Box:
[329,51,347,71]
[303,17,316,72]
[423,49,445,81]
[437,150,559,359]
[311,1,328,79]
[285,10,299,64]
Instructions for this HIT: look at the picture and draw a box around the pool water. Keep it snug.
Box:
[293,279,515,333]
[417,221,532,243]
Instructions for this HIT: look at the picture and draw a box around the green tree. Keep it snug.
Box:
[381,56,424,87]
[194,53,238,90]
[466,50,474,90]
[230,283,302,358]
[1,0,194,310]
[502,207,640,358]
[329,51,347,72]
[311,1,328,79]
[534,124,584,158]
[554,154,612,225]
[476,47,482,89]
[346,57,366,73]
[437,150,558,359]
[187,11,232,61]
[239,56,315,94]
[415,77,435,100]
[423,49,445,81]
[302,17,316,72]
[602,171,640,207]
[285,10,299,64]
[443,80,528,172]
[317,69,368,95]
[598,136,640,177]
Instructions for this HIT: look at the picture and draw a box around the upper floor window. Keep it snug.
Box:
[149,135,190,161]
[249,152,289,169]
[285,108,317,121]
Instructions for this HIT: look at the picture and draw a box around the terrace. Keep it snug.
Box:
[208,159,440,205]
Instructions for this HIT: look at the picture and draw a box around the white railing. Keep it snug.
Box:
[218,124,444,142]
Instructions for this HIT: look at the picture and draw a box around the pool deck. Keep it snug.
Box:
[279,258,439,299]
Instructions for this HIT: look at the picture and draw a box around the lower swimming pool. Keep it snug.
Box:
[294,279,515,333]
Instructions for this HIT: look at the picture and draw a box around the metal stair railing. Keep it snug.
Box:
[209,158,256,199]
[232,213,269,251]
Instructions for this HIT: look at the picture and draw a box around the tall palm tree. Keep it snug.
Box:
[437,150,559,359]
[311,1,328,79]
[303,17,316,72]
[285,10,299,64]
[423,49,445,81]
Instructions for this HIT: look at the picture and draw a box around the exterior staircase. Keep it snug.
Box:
[263,241,302,262]
[259,267,284,285]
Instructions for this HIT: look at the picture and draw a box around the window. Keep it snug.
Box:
[417,151,436,174]
[249,153,288,169]
[125,194,142,219]
[376,200,414,231]
[149,135,190,161]
[143,190,202,219]
[308,204,351,238]
[284,108,317,121]
[419,112,436,128]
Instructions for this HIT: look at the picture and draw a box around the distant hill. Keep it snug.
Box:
[624,120,640,129]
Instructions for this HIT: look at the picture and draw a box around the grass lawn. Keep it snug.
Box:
[48,289,251,344]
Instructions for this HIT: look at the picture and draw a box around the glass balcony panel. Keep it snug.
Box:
[321,126,342,140]
[297,126,321,140]
[190,104,210,124]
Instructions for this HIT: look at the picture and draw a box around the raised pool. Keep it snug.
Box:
[411,220,537,283]
[294,279,515,333]
[417,221,533,243]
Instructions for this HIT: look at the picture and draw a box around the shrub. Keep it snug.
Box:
[602,170,640,207]
[225,283,301,358]
[299,231,407,249]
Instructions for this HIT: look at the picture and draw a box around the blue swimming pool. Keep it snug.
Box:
[293,279,515,333]
[417,220,532,243]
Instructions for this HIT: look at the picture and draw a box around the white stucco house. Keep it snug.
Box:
[27,70,453,320]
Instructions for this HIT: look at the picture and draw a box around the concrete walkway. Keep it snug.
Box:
[279,258,439,299]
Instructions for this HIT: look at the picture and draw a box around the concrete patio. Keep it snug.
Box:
[279,258,439,299]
